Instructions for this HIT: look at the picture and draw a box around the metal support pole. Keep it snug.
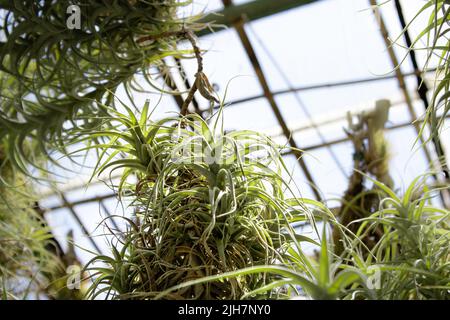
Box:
[198,0,321,36]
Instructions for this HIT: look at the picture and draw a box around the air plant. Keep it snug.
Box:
[0,0,200,171]
[0,140,87,300]
[0,0,204,295]
[150,213,368,300]
[0,142,57,299]
[0,0,447,302]
[348,174,450,300]
[81,101,315,300]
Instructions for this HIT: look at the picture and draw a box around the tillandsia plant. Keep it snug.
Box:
[147,206,370,300]
[0,1,205,297]
[0,142,76,300]
[347,174,450,300]
[0,0,201,171]
[80,102,315,300]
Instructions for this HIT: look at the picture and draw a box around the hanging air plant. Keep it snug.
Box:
[81,103,313,300]
[0,0,199,169]
[333,100,393,254]
[347,175,450,300]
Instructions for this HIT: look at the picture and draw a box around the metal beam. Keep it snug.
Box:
[370,0,433,163]
[283,112,450,155]
[198,0,321,37]
[159,62,186,111]
[174,57,202,114]
[99,200,121,232]
[159,59,203,115]
[51,193,116,211]
[202,68,437,116]
[59,193,103,254]
[246,24,348,178]
[271,97,406,140]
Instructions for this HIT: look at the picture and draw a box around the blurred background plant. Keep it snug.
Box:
[347,175,450,300]
[0,0,200,171]
[0,141,86,299]
[332,99,393,255]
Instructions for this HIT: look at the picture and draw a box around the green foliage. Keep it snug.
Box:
[399,0,450,139]
[348,175,450,299]
[0,0,195,171]
[0,0,447,302]
[0,146,60,299]
[74,98,449,301]
[0,142,86,300]
[151,220,366,300]
[0,0,205,300]
[82,105,313,299]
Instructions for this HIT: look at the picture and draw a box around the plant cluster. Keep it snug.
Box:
[0,0,197,169]
[0,0,197,299]
[83,105,312,299]
[0,143,58,299]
